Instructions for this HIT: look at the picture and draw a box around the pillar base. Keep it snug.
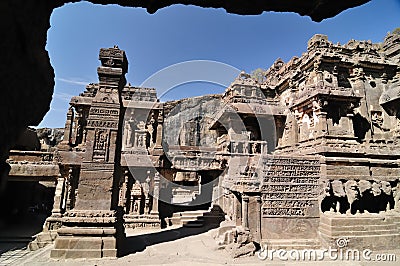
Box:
[51,210,124,259]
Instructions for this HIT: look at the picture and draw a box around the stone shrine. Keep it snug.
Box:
[6,30,400,258]
[51,46,128,258]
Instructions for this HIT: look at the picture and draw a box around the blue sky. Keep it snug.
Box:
[40,0,400,128]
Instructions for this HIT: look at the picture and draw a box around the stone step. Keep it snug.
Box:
[319,223,398,232]
[319,227,399,237]
[170,214,203,226]
[180,211,207,217]
[169,207,225,228]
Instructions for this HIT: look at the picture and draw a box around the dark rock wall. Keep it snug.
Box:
[82,0,370,22]
[0,1,58,191]
[0,0,369,191]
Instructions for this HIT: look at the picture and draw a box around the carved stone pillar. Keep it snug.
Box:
[119,171,129,211]
[255,195,262,242]
[63,168,73,211]
[51,46,128,259]
[148,111,155,147]
[347,113,355,136]
[151,172,160,215]
[233,193,241,226]
[122,122,129,150]
[143,175,151,214]
[52,175,65,217]
[242,141,249,154]
[242,195,249,229]
[59,107,74,148]
[261,142,268,154]
[74,107,84,146]
[155,110,163,148]
[315,111,328,137]
[70,109,79,146]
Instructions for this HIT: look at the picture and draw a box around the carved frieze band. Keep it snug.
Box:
[87,120,118,129]
[89,107,119,117]
[261,156,320,218]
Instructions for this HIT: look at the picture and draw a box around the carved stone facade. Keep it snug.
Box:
[19,31,400,258]
[50,46,128,258]
[1,1,369,205]
[217,31,400,250]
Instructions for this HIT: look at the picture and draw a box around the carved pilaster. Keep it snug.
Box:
[315,111,328,137]
[59,107,74,149]
[233,193,241,226]
[63,168,73,211]
[155,109,163,148]
[242,195,249,229]
[151,172,160,215]
[52,175,65,217]
[119,170,129,210]
[255,196,262,242]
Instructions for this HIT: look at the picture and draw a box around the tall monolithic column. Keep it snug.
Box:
[51,46,128,259]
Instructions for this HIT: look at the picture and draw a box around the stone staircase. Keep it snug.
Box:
[169,206,225,228]
[319,213,400,250]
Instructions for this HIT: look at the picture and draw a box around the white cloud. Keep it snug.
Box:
[57,77,90,86]
[53,92,75,102]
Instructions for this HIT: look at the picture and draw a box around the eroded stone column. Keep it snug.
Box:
[51,46,128,259]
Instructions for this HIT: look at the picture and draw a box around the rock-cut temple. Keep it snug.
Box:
[2,31,400,258]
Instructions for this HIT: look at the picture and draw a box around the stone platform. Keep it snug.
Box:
[319,212,400,250]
